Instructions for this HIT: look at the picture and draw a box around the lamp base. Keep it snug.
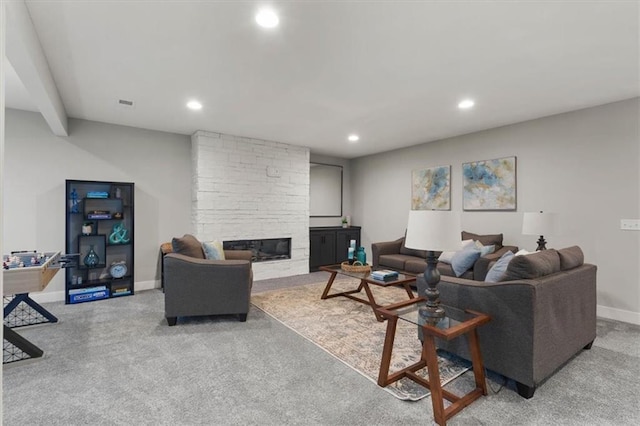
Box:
[422,251,446,321]
[536,235,547,251]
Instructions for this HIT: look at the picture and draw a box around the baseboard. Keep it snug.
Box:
[28,280,160,304]
[597,304,640,325]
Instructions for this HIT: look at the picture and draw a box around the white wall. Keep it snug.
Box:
[3,109,192,301]
[192,131,310,280]
[350,98,640,324]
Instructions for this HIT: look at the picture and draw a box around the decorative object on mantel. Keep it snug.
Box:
[342,216,348,228]
[462,156,517,211]
[109,222,130,244]
[81,222,93,235]
[411,165,451,210]
[405,210,461,321]
[522,211,557,250]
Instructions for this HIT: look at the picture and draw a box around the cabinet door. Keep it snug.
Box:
[336,229,361,263]
[309,231,337,270]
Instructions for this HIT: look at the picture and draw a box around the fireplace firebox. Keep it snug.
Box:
[223,238,291,263]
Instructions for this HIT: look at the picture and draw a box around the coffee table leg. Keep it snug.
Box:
[378,315,398,386]
[401,282,414,299]
[320,271,338,299]
[424,334,446,426]
[361,280,384,322]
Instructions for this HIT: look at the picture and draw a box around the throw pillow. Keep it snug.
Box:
[461,231,504,250]
[451,246,482,277]
[500,249,561,281]
[515,249,533,256]
[203,240,226,260]
[474,240,496,257]
[438,239,475,264]
[171,234,205,259]
[558,246,584,271]
[484,250,515,282]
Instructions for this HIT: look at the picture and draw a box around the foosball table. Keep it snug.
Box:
[3,251,65,364]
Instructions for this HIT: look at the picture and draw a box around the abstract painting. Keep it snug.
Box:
[462,156,517,211]
[411,165,451,210]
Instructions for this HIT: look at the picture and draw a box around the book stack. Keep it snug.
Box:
[371,269,399,281]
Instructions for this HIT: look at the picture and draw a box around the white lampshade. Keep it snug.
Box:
[522,211,558,235]
[405,210,461,252]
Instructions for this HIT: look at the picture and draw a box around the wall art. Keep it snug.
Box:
[462,156,516,211]
[411,165,451,210]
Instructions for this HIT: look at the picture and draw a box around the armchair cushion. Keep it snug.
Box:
[171,234,205,259]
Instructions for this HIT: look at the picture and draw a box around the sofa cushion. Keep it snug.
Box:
[437,262,474,279]
[500,249,561,281]
[462,231,504,250]
[399,235,428,258]
[484,250,515,282]
[558,246,584,271]
[378,254,412,271]
[203,240,226,260]
[451,246,482,277]
[171,234,205,259]
[404,258,427,274]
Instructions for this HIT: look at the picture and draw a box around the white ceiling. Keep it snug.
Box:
[5,1,639,159]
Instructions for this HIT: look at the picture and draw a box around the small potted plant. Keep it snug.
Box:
[342,217,348,228]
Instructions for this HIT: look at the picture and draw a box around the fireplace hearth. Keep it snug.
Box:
[223,238,291,263]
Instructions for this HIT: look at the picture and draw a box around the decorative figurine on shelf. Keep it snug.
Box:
[70,188,80,213]
[82,222,93,235]
[83,245,100,267]
[114,187,122,199]
[109,222,130,244]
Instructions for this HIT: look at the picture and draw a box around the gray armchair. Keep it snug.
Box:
[163,249,253,326]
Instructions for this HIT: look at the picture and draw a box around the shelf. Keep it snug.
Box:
[107,242,131,247]
[78,264,107,270]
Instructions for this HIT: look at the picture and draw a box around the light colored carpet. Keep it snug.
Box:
[251,280,470,401]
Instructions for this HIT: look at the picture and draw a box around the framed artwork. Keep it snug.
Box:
[411,165,451,210]
[462,156,517,211]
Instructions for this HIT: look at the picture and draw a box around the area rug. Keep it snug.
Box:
[251,280,470,401]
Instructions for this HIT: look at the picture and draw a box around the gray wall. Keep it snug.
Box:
[350,98,640,324]
[3,109,192,300]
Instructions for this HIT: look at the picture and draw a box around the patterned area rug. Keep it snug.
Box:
[251,280,470,401]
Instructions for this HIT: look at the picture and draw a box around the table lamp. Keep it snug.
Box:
[405,210,461,320]
[522,211,557,251]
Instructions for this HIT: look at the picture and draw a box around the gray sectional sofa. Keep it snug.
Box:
[372,231,518,280]
[417,246,597,398]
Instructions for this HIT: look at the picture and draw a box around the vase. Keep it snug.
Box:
[84,245,100,267]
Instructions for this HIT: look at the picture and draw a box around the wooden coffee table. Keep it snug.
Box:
[319,264,417,322]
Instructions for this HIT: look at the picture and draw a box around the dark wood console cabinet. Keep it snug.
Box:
[310,226,361,271]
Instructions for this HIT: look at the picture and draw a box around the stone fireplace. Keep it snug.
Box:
[191,131,310,280]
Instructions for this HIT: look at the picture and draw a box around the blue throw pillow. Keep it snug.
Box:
[484,250,515,282]
[451,247,482,277]
[202,240,226,260]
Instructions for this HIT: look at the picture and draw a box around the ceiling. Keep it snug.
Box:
[5,1,639,159]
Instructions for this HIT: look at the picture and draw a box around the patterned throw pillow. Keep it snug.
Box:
[474,240,496,257]
[484,250,515,282]
[202,240,226,260]
[438,239,475,264]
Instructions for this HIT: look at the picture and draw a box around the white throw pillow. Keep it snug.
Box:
[515,249,533,256]
[438,239,474,264]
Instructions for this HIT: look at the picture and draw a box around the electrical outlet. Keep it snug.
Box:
[620,219,640,231]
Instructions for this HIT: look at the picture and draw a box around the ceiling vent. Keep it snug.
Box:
[116,99,135,108]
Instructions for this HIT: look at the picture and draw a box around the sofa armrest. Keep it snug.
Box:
[371,238,404,268]
[473,245,519,281]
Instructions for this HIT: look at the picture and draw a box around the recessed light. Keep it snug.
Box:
[255,9,279,28]
[348,134,360,142]
[458,99,475,109]
[187,100,203,110]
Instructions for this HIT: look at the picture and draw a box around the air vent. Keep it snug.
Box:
[116,99,135,108]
